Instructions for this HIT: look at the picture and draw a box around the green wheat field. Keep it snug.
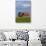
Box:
[16,16,31,23]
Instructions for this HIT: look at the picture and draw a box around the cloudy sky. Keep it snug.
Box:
[16,0,31,1]
[16,1,31,16]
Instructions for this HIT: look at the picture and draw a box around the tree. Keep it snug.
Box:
[18,12,24,17]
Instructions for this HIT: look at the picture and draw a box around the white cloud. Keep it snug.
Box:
[22,4,31,7]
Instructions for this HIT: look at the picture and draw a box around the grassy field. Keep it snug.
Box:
[16,16,31,23]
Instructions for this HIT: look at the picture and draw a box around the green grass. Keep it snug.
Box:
[16,16,31,23]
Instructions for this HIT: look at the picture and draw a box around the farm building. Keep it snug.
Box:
[18,12,30,17]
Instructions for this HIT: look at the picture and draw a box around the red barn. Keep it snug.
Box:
[23,12,29,16]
